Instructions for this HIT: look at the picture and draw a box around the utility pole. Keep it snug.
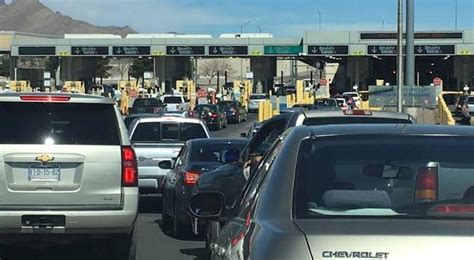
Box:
[317,9,322,31]
[455,0,458,30]
[397,0,404,112]
[406,0,415,87]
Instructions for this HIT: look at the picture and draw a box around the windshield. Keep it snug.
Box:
[163,96,183,104]
[468,97,474,104]
[133,98,162,107]
[196,105,218,113]
[131,122,207,142]
[189,142,248,163]
[295,137,474,219]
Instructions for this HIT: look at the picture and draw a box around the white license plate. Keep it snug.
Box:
[28,165,61,181]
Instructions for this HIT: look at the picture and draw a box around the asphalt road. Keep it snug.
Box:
[0,114,257,260]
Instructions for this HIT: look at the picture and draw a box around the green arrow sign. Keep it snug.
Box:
[264,46,303,55]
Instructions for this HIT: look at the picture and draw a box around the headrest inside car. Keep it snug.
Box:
[322,190,391,210]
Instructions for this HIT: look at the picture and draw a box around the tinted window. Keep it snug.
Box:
[196,105,218,113]
[304,117,412,125]
[131,122,207,142]
[163,96,183,104]
[0,102,120,145]
[133,98,162,107]
[316,99,337,107]
[442,94,460,105]
[218,101,234,108]
[468,97,474,104]
[189,142,248,163]
[250,94,267,100]
[294,137,474,219]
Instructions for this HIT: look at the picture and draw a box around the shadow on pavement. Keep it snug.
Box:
[139,195,162,214]
[157,218,205,242]
[180,248,210,260]
[0,242,104,260]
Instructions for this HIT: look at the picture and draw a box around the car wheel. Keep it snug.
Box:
[205,221,220,250]
[108,230,136,260]
[171,202,188,238]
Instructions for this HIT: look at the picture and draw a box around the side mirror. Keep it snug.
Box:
[240,133,247,138]
[158,160,173,170]
[188,192,225,219]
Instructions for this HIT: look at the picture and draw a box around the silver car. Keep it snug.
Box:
[248,94,267,113]
[0,93,138,260]
[190,124,474,260]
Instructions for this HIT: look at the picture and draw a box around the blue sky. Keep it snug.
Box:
[30,0,474,36]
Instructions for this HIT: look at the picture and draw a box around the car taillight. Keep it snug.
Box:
[211,113,218,118]
[20,95,71,102]
[121,146,138,187]
[429,204,474,214]
[233,107,238,114]
[344,110,372,116]
[183,170,200,186]
[415,164,438,202]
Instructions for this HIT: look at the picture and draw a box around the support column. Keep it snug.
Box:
[250,56,277,93]
[9,55,16,80]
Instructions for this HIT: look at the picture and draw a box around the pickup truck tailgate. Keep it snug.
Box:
[133,143,184,178]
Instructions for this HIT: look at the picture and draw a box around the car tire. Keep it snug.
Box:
[171,202,188,238]
[205,221,220,250]
[109,230,136,260]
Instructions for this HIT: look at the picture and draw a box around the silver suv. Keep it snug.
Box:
[0,93,138,260]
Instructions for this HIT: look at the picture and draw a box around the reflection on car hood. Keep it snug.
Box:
[196,163,243,190]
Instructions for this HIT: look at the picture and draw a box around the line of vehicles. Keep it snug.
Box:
[2,89,474,260]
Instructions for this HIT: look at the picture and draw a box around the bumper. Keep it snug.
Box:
[139,175,165,194]
[0,189,138,236]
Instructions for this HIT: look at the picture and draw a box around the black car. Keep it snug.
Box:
[217,100,248,124]
[129,98,165,114]
[160,138,249,238]
[193,104,228,130]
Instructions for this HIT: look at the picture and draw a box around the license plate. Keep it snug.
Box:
[28,165,61,181]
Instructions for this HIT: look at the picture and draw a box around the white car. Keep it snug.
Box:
[248,93,268,112]
[342,91,361,108]
[161,94,189,112]
[335,98,349,110]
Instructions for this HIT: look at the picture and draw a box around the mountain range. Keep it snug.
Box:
[0,0,136,36]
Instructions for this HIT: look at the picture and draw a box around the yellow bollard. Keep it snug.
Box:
[268,101,273,120]
[258,101,264,122]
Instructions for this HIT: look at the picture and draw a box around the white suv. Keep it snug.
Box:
[161,94,189,112]
[0,93,138,259]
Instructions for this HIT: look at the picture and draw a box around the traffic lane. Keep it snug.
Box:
[211,113,257,138]
[137,196,207,260]
[0,116,256,260]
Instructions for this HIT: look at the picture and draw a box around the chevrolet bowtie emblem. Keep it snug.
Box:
[35,154,55,163]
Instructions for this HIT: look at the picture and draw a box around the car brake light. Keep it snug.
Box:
[183,170,200,186]
[20,95,71,102]
[415,164,438,202]
[211,113,218,118]
[429,204,474,214]
[121,146,138,187]
[343,110,372,116]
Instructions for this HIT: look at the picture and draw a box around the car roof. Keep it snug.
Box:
[0,92,115,104]
[187,138,249,145]
[303,109,410,120]
[293,124,474,138]
[136,116,203,124]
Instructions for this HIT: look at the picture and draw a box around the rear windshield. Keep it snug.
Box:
[294,137,474,219]
[250,94,267,100]
[163,96,183,104]
[197,105,218,113]
[131,122,207,142]
[442,94,460,105]
[304,117,412,125]
[316,99,337,107]
[218,101,234,108]
[133,98,162,107]
[468,97,474,104]
[189,142,248,163]
[0,102,120,145]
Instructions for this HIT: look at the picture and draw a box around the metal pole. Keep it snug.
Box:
[455,0,458,30]
[317,10,322,31]
[217,70,220,94]
[397,0,404,112]
[406,0,415,86]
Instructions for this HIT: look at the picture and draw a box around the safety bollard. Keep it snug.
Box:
[258,101,264,122]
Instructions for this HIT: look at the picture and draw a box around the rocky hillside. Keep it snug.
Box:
[0,0,136,36]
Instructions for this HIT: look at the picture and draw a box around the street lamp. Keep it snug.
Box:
[316,9,322,31]
[240,18,259,34]
[455,0,458,30]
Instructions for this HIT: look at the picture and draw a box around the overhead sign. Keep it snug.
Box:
[19,47,56,56]
[433,77,443,86]
[71,46,109,56]
[197,89,208,98]
[368,45,398,55]
[308,45,348,55]
[167,46,205,56]
[209,46,248,56]
[320,78,328,86]
[264,46,303,55]
[112,46,150,56]
[415,45,455,55]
